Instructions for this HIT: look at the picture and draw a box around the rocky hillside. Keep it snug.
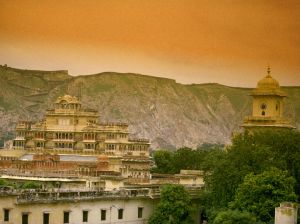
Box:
[0,65,299,149]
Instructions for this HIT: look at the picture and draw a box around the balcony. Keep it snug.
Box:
[243,116,294,127]
[46,109,98,117]
[128,139,150,143]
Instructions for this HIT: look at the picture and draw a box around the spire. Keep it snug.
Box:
[266,65,271,77]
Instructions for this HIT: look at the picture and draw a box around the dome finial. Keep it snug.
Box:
[267,65,271,76]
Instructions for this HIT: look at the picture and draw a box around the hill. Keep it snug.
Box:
[0,65,299,149]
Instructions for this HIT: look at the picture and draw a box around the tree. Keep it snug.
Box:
[152,150,175,174]
[172,147,201,173]
[198,143,224,151]
[149,184,193,224]
[206,130,300,207]
[208,132,274,206]
[231,168,297,223]
[249,129,300,196]
[213,209,256,224]
[201,129,300,221]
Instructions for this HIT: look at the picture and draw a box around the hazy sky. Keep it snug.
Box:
[0,0,299,87]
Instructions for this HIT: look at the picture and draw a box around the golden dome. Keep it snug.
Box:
[257,67,280,90]
[252,67,286,97]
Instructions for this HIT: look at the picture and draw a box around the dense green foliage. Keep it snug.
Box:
[231,168,297,223]
[152,144,223,174]
[0,178,9,186]
[213,210,256,224]
[152,150,175,174]
[148,185,193,224]
[20,181,42,189]
[0,179,41,189]
[152,129,300,223]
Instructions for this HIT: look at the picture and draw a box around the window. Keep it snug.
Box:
[262,111,265,116]
[118,209,123,219]
[138,207,143,218]
[22,213,28,224]
[63,211,70,224]
[108,144,115,150]
[101,209,106,221]
[59,119,70,126]
[4,209,9,221]
[82,210,88,222]
[43,213,49,224]
[260,103,267,110]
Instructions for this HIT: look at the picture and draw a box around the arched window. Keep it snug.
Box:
[276,102,280,112]
[262,111,265,116]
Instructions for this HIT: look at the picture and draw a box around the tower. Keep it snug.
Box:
[242,67,295,130]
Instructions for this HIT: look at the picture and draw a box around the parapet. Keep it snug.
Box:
[275,202,298,224]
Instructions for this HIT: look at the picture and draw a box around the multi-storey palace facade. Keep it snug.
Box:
[0,95,152,188]
[14,95,149,155]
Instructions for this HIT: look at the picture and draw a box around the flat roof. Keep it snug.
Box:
[0,149,26,158]
[20,154,98,162]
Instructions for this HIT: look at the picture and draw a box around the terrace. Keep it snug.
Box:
[0,186,202,204]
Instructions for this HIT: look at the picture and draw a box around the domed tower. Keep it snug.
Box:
[243,67,295,129]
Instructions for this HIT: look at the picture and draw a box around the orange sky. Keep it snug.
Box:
[0,0,299,87]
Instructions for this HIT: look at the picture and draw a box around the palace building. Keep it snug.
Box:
[0,95,152,189]
[13,95,150,155]
[242,67,295,130]
[0,95,204,224]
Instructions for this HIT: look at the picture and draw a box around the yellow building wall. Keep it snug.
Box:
[252,96,283,117]
[0,195,156,224]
